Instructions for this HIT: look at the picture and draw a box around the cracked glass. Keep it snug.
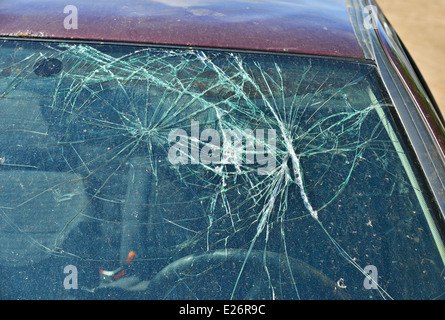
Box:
[0,40,444,300]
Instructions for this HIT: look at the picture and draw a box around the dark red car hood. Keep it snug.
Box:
[0,0,365,59]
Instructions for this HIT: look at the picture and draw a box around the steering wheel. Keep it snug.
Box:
[139,249,349,300]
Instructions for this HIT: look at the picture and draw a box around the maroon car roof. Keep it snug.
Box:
[0,0,365,59]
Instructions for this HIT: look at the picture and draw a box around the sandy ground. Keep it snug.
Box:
[376,0,445,116]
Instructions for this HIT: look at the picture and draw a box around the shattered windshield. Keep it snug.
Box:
[0,40,444,300]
